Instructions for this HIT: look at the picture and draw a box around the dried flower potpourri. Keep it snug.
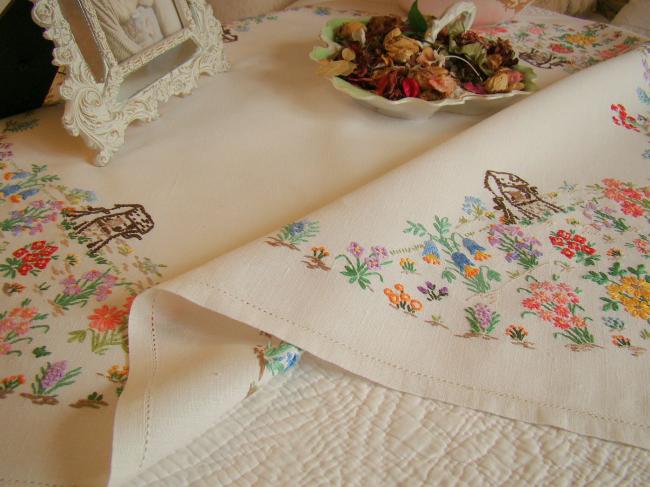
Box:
[317,1,535,102]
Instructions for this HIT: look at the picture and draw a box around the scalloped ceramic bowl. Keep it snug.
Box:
[309,10,535,120]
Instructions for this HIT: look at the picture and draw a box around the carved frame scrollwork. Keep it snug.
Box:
[30,0,230,166]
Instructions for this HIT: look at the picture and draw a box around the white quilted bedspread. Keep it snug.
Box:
[131,356,650,486]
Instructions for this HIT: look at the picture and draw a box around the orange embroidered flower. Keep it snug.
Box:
[88,305,126,332]
[410,300,423,311]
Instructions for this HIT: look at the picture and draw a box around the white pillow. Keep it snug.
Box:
[532,0,597,16]
[612,0,650,37]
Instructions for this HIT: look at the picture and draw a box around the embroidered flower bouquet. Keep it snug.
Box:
[310,1,536,118]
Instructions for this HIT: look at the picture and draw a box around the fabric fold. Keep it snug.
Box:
[110,45,650,485]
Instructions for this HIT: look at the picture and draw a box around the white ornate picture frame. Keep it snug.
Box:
[31,0,229,166]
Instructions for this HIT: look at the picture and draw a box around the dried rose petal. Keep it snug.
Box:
[462,81,486,95]
[402,77,421,98]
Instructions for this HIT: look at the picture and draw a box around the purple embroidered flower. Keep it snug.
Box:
[418,281,448,301]
[95,285,112,302]
[40,361,68,391]
[64,285,82,296]
[31,200,46,209]
[473,304,493,331]
[60,276,76,287]
[11,171,29,180]
[365,257,381,270]
[370,246,389,260]
[82,270,102,281]
[103,275,118,287]
[347,241,364,258]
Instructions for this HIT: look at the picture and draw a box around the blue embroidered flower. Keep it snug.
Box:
[288,221,306,236]
[0,184,20,197]
[18,188,39,200]
[462,238,490,261]
[452,251,479,278]
[422,240,441,264]
[462,196,487,216]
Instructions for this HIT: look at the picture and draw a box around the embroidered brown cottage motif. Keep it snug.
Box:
[484,170,562,224]
[520,48,568,70]
[64,204,155,255]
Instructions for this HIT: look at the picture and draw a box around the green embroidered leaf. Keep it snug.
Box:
[600,297,619,312]
[68,330,87,343]
[608,262,626,277]
[442,270,456,283]
[583,271,609,285]
[407,1,427,34]
[486,269,501,282]
[32,346,51,358]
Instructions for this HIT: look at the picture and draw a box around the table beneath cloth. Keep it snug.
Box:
[0,2,647,486]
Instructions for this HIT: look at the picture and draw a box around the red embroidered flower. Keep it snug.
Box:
[522,297,541,310]
[549,236,564,246]
[572,235,586,244]
[22,253,38,264]
[88,305,126,333]
[561,248,575,258]
[566,240,581,251]
[556,230,570,239]
[12,248,28,259]
[34,257,50,270]
[552,316,571,329]
[17,264,33,276]
[30,241,46,251]
[581,245,596,255]
[550,43,572,53]
[40,245,58,256]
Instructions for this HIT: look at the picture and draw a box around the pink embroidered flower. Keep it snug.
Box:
[621,200,644,217]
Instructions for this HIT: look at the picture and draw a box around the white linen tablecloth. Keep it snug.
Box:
[0,3,647,486]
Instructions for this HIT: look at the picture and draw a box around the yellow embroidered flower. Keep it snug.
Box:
[607,276,650,320]
[564,34,596,47]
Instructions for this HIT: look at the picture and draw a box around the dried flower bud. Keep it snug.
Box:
[341,48,356,62]
[486,53,503,72]
[317,59,357,77]
[338,21,367,45]
[484,71,509,93]
[384,28,421,64]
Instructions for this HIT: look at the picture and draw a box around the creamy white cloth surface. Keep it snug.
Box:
[132,355,650,486]
[111,15,650,487]
[0,3,647,487]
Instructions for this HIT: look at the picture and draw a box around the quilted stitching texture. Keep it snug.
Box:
[131,356,650,486]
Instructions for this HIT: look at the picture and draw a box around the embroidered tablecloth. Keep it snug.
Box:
[0,3,647,486]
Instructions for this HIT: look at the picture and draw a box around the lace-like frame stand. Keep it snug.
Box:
[31,0,230,166]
